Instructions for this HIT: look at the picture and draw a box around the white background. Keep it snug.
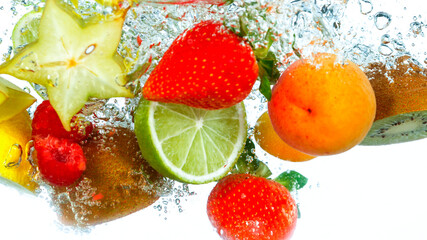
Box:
[0,0,426,240]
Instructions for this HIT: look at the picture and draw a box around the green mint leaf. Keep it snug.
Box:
[259,75,271,101]
[274,170,308,192]
[258,52,280,82]
[232,138,272,178]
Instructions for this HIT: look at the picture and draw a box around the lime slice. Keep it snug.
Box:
[134,100,247,184]
[0,77,36,123]
[12,10,42,51]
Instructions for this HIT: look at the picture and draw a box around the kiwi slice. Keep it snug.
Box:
[51,126,166,226]
[361,56,426,145]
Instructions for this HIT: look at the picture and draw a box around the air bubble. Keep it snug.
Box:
[381,34,391,44]
[374,12,392,30]
[358,0,373,15]
[23,87,31,93]
[3,144,23,168]
[410,22,423,35]
[392,39,406,52]
[378,44,393,56]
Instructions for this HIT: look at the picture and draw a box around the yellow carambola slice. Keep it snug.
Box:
[0,77,36,123]
[0,0,133,130]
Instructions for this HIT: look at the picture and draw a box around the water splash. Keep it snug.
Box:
[152,181,197,219]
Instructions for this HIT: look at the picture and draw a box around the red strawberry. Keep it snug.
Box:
[143,20,259,109]
[34,135,87,186]
[207,174,297,240]
[32,100,93,142]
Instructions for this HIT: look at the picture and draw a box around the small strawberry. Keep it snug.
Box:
[32,100,93,142]
[34,135,87,186]
[207,174,297,240]
[143,20,259,110]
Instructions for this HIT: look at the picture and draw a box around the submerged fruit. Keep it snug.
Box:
[51,127,164,226]
[361,56,427,145]
[32,100,93,142]
[0,77,36,123]
[268,53,376,156]
[254,112,316,162]
[207,174,297,240]
[0,0,133,131]
[142,20,258,110]
[11,10,42,51]
[134,99,247,184]
[0,111,38,193]
[34,135,87,186]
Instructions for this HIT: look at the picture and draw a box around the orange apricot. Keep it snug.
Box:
[254,111,316,162]
[268,53,376,156]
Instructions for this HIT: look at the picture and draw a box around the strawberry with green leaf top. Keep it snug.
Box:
[143,20,259,110]
[207,171,307,240]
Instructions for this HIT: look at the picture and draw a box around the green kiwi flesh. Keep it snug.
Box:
[360,110,427,145]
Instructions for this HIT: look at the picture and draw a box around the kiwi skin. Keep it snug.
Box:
[361,56,427,145]
[51,126,166,227]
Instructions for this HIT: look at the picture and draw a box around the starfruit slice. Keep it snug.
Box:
[0,77,36,123]
[0,0,133,130]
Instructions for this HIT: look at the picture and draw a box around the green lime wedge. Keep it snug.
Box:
[0,77,36,123]
[134,100,247,184]
[12,10,42,51]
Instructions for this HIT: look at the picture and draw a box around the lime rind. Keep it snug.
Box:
[12,10,42,51]
[135,100,247,184]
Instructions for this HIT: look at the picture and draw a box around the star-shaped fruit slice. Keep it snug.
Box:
[0,77,36,123]
[0,0,133,130]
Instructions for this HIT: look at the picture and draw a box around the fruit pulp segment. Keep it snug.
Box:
[153,103,243,176]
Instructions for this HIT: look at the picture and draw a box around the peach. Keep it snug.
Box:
[268,53,376,156]
[254,111,316,162]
